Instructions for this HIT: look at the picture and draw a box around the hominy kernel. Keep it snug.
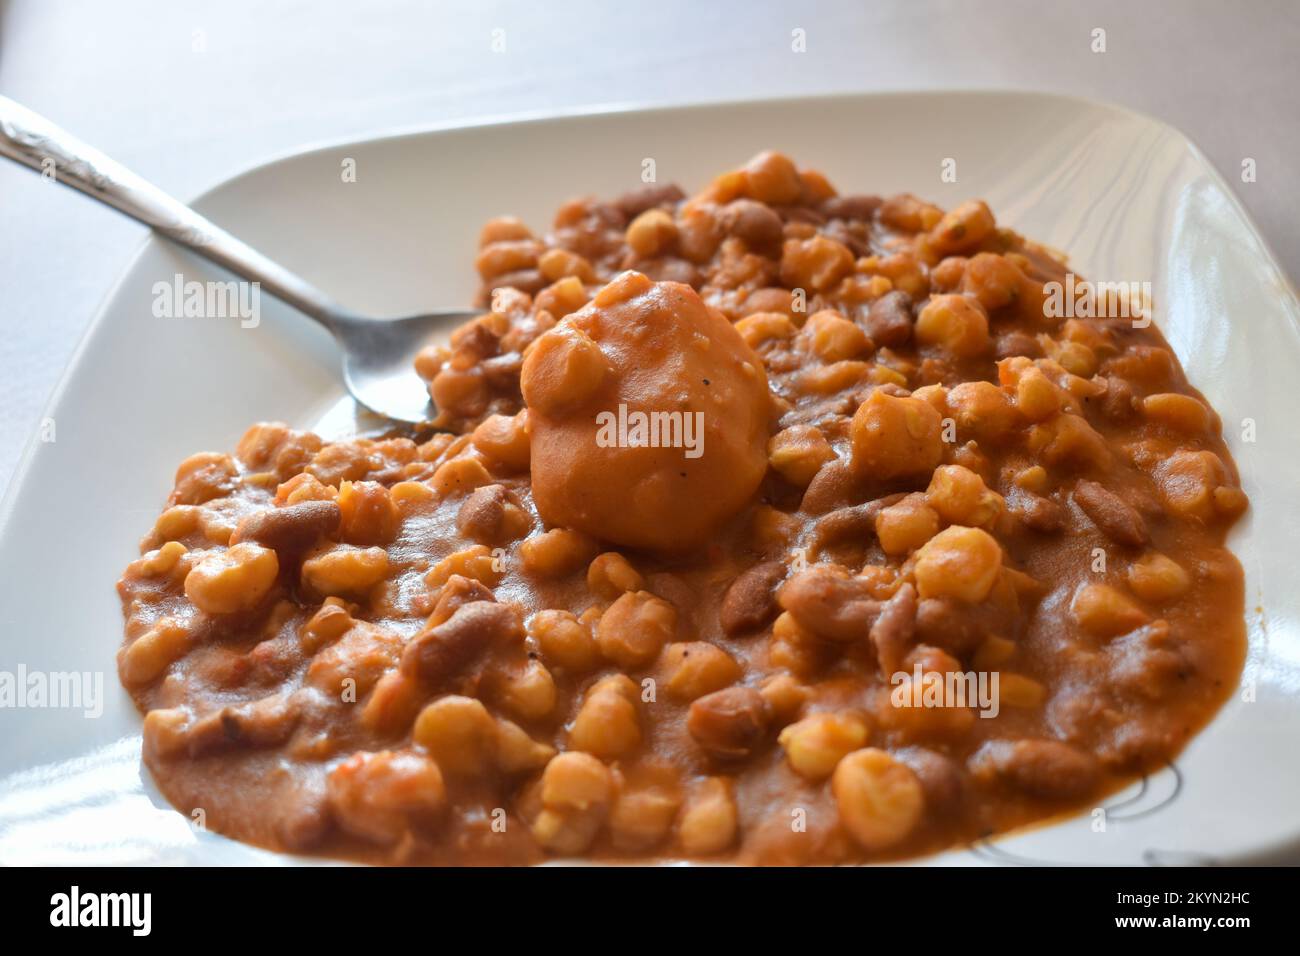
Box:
[184,542,279,614]
[413,696,498,777]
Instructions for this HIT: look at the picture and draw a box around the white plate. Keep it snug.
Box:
[1,91,1296,866]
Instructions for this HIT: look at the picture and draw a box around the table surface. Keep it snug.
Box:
[2,0,1296,496]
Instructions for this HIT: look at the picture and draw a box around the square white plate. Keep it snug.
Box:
[1,91,1296,866]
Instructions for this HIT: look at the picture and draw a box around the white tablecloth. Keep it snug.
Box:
[2,0,1296,493]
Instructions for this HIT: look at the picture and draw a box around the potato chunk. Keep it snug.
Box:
[522,273,772,553]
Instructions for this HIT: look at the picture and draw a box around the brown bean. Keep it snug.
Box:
[969,739,1099,801]
[914,597,994,657]
[429,573,496,624]
[687,686,772,760]
[870,582,917,676]
[862,291,914,348]
[1073,479,1148,547]
[810,493,907,551]
[894,746,965,816]
[720,560,786,636]
[400,600,522,684]
[231,500,341,558]
[778,566,881,642]
[1009,492,1065,533]
[820,194,883,221]
[720,199,784,250]
[799,457,860,515]
[615,183,685,219]
[994,331,1043,360]
[457,483,526,544]
[186,694,301,757]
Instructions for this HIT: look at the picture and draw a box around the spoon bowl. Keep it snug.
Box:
[0,95,473,425]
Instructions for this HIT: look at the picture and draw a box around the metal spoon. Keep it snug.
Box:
[0,95,476,424]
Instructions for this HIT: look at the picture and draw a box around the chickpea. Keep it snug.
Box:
[529,805,603,855]
[947,380,1021,444]
[610,782,681,852]
[879,194,944,233]
[750,504,799,553]
[1015,366,1061,422]
[359,670,423,736]
[1143,393,1212,433]
[495,658,557,721]
[780,235,855,292]
[306,441,372,487]
[1153,450,1228,522]
[677,777,738,855]
[426,545,503,589]
[587,552,645,600]
[142,707,190,760]
[849,390,945,480]
[1070,583,1150,637]
[541,751,614,812]
[742,150,804,204]
[626,208,679,257]
[1053,341,1097,378]
[337,480,400,545]
[915,294,990,359]
[326,750,446,845]
[997,673,1047,709]
[538,247,596,284]
[875,493,940,556]
[767,425,835,488]
[661,641,742,701]
[913,526,1003,603]
[569,674,642,759]
[805,309,870,361]
[759,673,810,726]
[931,255,968,291]
[475,238,540,280]
[171,451,237,505]
[430,365,488,419]
[413,695,498,777]
[478,216,532,246]
[520,527,599,578]
[120,617,190,686]
[138,540,188,578]
[300,599,354,652]
[597,590,677,669]
[961,252,1024,311]
[471,411,531,472]
[928,200,996,255]
[1127,552,1192,604]
[153,506,199,542]
[495,718,556,774]
[832,748,925,851]
[430,455,493,498]
[184,542,279,614]
[926,464,1003,528]
[529,609,600,672]
[535,276,591,321]
[768,610,830,678]
[734,311,797,350]
[519,323,610,417]
[301,544,390,599]
[779,711,869,780]
[276,472,337,506]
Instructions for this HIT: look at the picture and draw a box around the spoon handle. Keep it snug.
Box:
[0,95,349,329]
